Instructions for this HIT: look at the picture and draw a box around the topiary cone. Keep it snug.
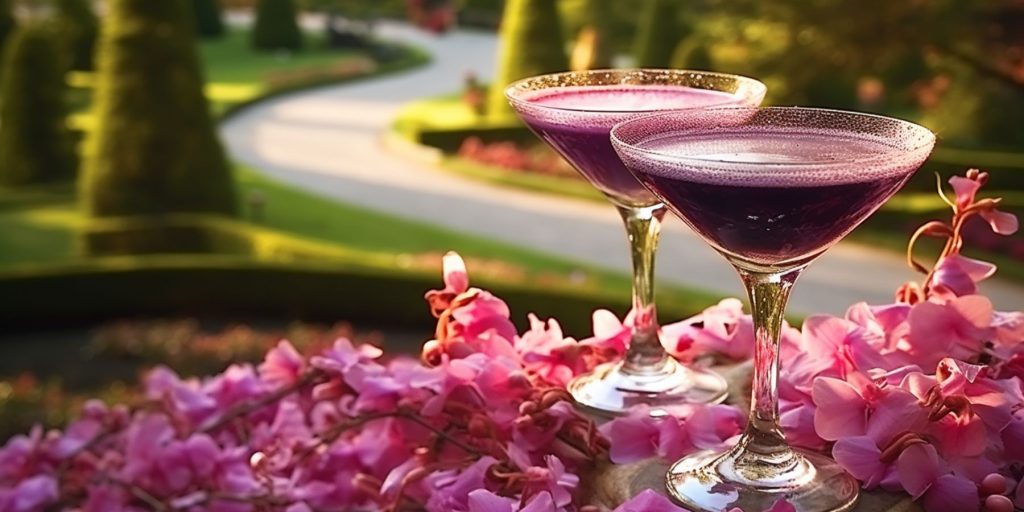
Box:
[0,24,76,186]
[81,0,236,217]
[487,0,567,119]
[54,0,99,71]
[251,0,302,51]
[634,0,683,68]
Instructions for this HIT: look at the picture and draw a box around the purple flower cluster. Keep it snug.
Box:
[0,170,1020,512]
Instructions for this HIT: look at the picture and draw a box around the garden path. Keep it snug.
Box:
[220,20,1024,316]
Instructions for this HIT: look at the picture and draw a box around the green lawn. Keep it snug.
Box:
[199,29,361,86]
[69,27,416,128]
[0,163,722,309]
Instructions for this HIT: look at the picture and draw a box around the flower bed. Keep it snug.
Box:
[0,171,1021,511]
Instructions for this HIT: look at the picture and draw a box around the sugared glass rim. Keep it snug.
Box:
[610,106,937,169]
[504,68,768,115]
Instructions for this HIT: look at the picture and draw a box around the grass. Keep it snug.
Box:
[68,27,412,129]
[0,164,722,312]
[199,29,360,86]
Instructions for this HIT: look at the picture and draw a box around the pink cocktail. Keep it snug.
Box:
[506,70,766,416]
[612,107,936,512]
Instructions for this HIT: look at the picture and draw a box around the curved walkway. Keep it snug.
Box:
[220,21,1023,316]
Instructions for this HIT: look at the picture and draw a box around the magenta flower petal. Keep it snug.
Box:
[931,254,998,297]
[979,209,1019,236]
[467,489,517,512]
[864,389,926,446]
[896,443,943,499]
[600,412,659,463]
[520,491,556,512]
[812,377,867,441]
[949,176,980,210]
[612,489,687,512]
[921,474,980,512]
[832,436,886,487]
[9,475,58,511]
[442,251,469,293]
[907,297,993,366]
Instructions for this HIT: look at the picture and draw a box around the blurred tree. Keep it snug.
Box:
[634,0,682,68]
[670,38,712,71]
[0,24,75,186]
[192,0,225,39]
[53,0,98,70]
[251,0,302,51]
[682,0,1024,146]
[0,0,14,54]
[569,0,613,70]
[487,0,567,117]
[82,0,236,216]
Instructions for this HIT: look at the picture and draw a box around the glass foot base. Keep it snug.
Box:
[666,448,859,512]
[567,358,728,417]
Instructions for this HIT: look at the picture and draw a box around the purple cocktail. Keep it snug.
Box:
[634,131,922,267]
[506,70,766,416]
[612,107,936,512]
[518,85,742,207]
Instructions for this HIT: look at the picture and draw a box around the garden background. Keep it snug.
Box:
[0,0,1021,440]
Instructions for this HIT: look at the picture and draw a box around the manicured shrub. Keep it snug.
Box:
[81,0,236,217]
[633,0,682,68]
[192,0,226,38]
[0,0,13,50]
[54,0,99,70]
[0,24,76,186]
[570,0,613,70]
[670,39,713,71]
[487,0,567,118]
[251,0,303,51]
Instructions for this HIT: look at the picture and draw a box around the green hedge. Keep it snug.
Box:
[0,257,714,338]
[414,123,535,152]
[0,24,76,186]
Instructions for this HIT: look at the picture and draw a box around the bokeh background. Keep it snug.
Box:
[0,0,1020,438]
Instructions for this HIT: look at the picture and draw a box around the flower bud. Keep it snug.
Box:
[519,401,539,415]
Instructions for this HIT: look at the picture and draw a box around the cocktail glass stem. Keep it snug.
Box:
[666,265,859,511]
[618,204,669,373]
[566,204,728,416]
[721,266,805,484]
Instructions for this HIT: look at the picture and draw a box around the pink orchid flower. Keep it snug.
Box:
[259,340,306,387]
[897,442,980,512]
[950,174,1019,235]
[906,296,993,368]
[903,359,1015,459]
[599,404,743,464]
[520,455,579,508]
[662,298,757,362]
[930,254,997,298]
[517,315,585,386]
[797,315,891,379]
[812,372,925,445]
[576,309,630,360]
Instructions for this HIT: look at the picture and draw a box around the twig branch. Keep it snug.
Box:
[199,370,326,434]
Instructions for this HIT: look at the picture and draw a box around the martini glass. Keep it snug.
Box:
[612,106,936,512]
[505,70,766,416]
